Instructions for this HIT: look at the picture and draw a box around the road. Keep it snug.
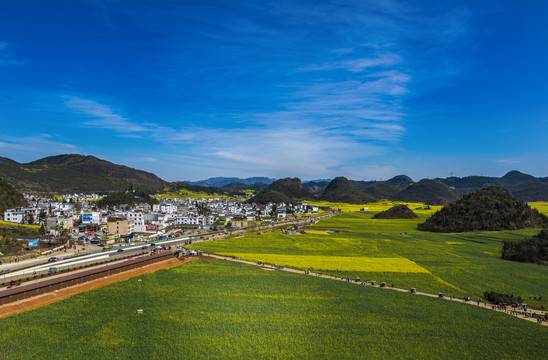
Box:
[0,212,335,284]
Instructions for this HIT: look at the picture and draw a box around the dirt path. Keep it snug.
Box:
[206,254,548,327]
[2,252,545,327]
[0,256,208,319]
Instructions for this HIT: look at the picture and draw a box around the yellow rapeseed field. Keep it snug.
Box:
[219,253,431,273]
[304,230,330,235]
[529,202,548,216]
[306,200,442,215]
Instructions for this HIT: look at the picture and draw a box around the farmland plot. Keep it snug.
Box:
[0,260,545,359]
[191,212,548,305]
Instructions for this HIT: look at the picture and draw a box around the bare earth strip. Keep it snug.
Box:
[0,256,208,319]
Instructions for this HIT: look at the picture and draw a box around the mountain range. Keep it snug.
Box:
[186,177,276,187]
[0,154,166,193]
[1,154,548,203]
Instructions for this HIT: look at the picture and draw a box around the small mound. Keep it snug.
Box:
[502,229,548,265]
[372,205,419,219]
[418,186,548,233]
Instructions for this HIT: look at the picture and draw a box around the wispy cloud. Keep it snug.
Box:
[496,159,520,165]
[56,1,472,180]
[0,135,79,161]
[65,97,148,134]
[303,53,402,73]
[0,42,27,66]
[65,95,195,141]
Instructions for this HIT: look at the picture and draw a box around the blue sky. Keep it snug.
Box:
[1,0,547,182]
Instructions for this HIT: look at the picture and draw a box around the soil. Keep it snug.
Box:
[0,255,211,319]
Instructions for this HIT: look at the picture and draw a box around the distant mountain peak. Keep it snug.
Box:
[188,177,276,187]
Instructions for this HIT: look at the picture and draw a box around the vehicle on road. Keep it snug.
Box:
[173,250,184,258]
[0,269,11,275]
[48,257,61,262]
[141,245,148,249]
[117,249,124,253]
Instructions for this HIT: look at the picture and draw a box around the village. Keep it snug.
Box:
[2,192,320,249]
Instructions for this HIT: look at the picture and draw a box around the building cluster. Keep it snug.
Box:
[3,192,319,243]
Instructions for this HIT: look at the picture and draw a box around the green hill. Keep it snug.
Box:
[392,179,458,205]
[0,178,27,214]
[502,229,548,265]
[418,186,548,233]
[351,181,400,200]
[302,181,330,195]
[0,154,166,193]
[385,174,414,189]
[372,204,418,219]
[320,177,376,204]
[439,171,548,200]
[250,178,312,204]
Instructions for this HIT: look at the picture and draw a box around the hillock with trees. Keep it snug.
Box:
[392,179,458,205]
[320,177,376,204]
[501,229,548,265]
[0,178,26,214]
[418,186,548,232]
[249,178,312,204]
[372,204,418,219]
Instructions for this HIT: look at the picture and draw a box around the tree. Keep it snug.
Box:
[38,210,47,224]
[26,213,35,225]
[196,203,210,216]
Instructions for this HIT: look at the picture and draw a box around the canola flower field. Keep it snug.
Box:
[0,260,546,359]
[191,210,548,306]
[218,254,431,273]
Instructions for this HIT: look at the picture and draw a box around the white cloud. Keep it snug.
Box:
[65,97,148,134]
[496,159,520,165]
[304,53,403,73]
[0,42,27,66]
[0,135,79,161]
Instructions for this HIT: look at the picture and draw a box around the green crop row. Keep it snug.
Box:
[0,260,546,359]
[190,212,548,306]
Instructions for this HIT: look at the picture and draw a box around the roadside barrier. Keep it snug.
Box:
[0,250,150,286]
[0,252,173,306]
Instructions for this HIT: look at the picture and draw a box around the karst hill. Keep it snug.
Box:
[372,204,419,219]
[418,186,548,232]
[250,177,312,204]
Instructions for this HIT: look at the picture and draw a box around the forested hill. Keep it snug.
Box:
[249,178,312,204]
[418,186,548,233]
[0,178,27,213]
[0,154,167,193]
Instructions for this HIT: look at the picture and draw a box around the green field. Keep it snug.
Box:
[1,260,545,359]
[191,212,548,306]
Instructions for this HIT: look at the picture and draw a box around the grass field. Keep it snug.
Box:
[191,211,548,306]
[0,260,545,359]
